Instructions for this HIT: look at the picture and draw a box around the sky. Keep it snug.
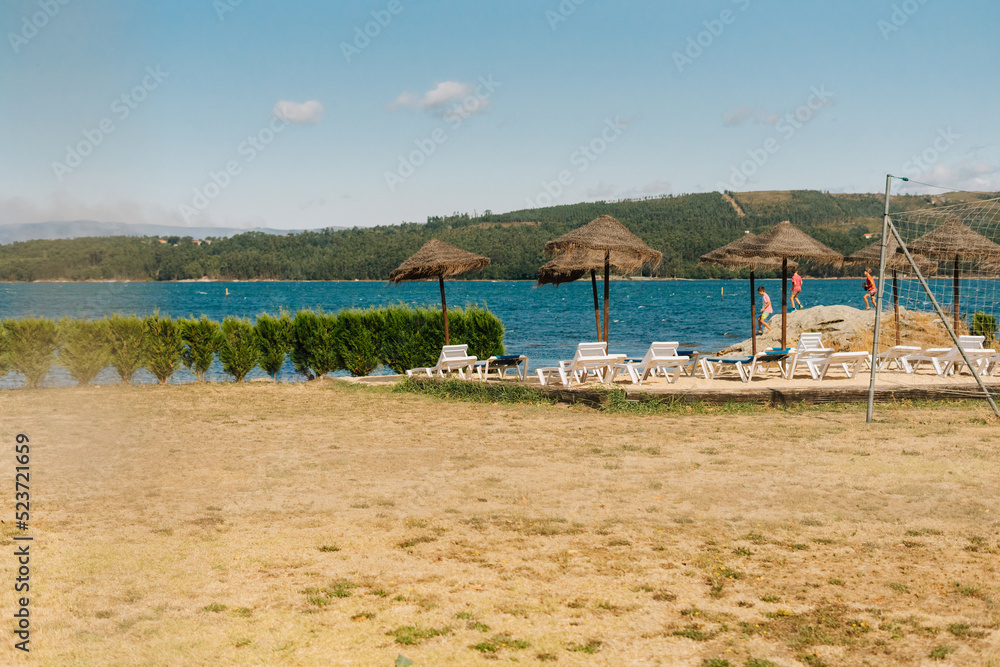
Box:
[2,0,999,231]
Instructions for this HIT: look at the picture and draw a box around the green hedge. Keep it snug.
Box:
[0,305,504,388]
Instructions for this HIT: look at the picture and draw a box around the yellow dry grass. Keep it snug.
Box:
[2,382,999,666]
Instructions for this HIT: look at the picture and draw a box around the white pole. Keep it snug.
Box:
[867,175,892,423]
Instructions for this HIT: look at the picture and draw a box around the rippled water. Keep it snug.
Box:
[1,278,994,386]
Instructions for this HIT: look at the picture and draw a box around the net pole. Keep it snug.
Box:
[867,175,892,423]
[886,220,1000,418]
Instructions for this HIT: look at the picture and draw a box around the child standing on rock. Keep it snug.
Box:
[863,268,877,310]
[757,285,774,336]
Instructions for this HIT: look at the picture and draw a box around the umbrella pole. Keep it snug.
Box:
[591,270,603,342]
[781,258,788,350]
[953,254,960,333]
[439,275,449,345]
[893,270,900,346]
[750,270,757,355]
[603,252,610,348]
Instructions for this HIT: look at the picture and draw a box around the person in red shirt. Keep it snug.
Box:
[790,269,803,310]
[862,268,877,310]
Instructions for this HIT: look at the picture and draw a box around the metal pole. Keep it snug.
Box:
[439,275,449,345]
[590,269,603,341]
[953,255,960,333]
[781,258,788,350]
[603,252,610,348]
[750,270,757,355]
[867,175,892,423]
[887,220,1000,418]
[893,270,900,346]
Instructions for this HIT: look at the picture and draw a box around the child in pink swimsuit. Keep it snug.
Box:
[791,270,803,310]
[757,286,774,335]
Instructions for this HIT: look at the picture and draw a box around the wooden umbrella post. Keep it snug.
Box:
[953,254,960,333]
[893,270,901,346]
[439,274,449,345]
[781,258,788,350]
[591,269,603,342]
[750,270,757,355]
[603,251,610,348]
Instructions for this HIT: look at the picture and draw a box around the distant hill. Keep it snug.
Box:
[0,190,995,282]
[0,220,310,244]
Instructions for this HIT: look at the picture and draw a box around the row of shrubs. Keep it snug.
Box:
[0,305,505,388]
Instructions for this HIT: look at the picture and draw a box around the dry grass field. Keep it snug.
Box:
[2,381,999,666]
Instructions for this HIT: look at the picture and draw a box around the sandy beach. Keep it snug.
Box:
[2,381,998,665]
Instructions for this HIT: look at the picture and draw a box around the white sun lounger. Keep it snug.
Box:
[875,345,922,373]
[806,351,872,380]
[473,355,529,381]
[611,342,689,385]
[700,348,792,383]
[406,344,477,379]
[786,332,835,379]
[536,342,625,387]
[905,336,995,377]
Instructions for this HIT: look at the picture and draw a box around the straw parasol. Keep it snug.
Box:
[700,232,795,354]
[904,218,1000,332]
[388,239,490,345]
[536,250,609,341]
[846,236,937,345]
[723,221,843,348]
[542,215,662,345]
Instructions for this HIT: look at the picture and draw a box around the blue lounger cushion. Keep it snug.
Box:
[706,356,753,364]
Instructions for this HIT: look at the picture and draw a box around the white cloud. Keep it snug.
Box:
[389,81,490,116]
[901,159,1000,193]
[272,100,324,124]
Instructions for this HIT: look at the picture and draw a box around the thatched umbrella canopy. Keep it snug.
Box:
[845,237,937,345]
[389,239,490,345]
[543,215,662,344]
[700,233,795,355]
[906,218,1000,332]
[722,221,843,349]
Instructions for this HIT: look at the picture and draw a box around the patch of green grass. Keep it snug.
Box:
[394,377,555,405]
[703,659,731,667]
[798,653,828,667]
[607,538,631,547]
[673,626,713,641]
[370,589,389,597]
[744,533,768,544]
[652,591,677,602]
[536,652,558,662]
[567,639,602,654]
[202,602,227,613]
[95,610,113,619]
[232,607,252,617]
[948,623,985,638]
[733,547,753,556]
[953,582,981,598]
[887,581,909,593]
[397,535,437,549]
[455,611,473,620]
[746,659,780,667]
[929,645,956,660]
[904,528,942,536]
[828,579,844,586]
[233,636,253,647]
[760,595,781,603]
[318,544,340,552]
[351,611,376,621]
[467,622,490,633]
[329,579,356,598]
[388,625,452,646]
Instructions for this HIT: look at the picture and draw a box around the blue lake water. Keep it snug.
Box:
[1,278,995,386]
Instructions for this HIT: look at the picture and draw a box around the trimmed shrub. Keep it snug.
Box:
[971,311,997,345]
[57,318,111,386]
[5,317,59,388]
[379,305,443,374]
[219,316,260,382]
[180,316,222,382]
[255,312,291,380]
[144,313,185,384]
[106,314,147,385]
[290,310,340,379]
[451,305,505,360]
[335,309,381,377]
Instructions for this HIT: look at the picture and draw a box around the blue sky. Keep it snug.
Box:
[2,0,998,230]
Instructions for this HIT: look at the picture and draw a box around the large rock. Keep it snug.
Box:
[721,304,911,354]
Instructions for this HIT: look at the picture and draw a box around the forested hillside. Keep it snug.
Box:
[0,190,989,282]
